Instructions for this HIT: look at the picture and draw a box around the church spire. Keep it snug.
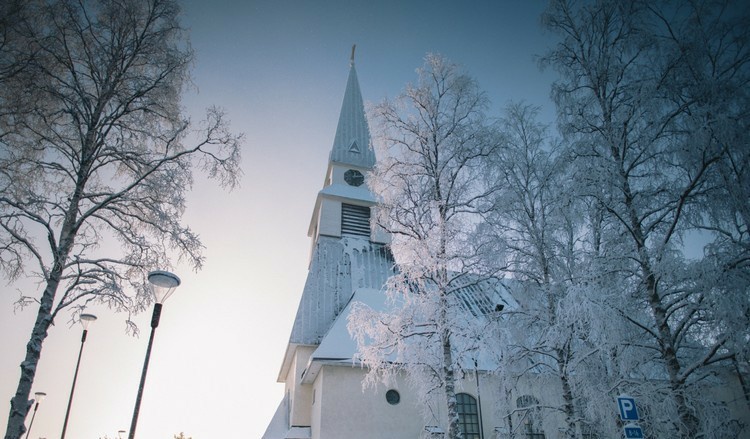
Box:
[329,46,375,169]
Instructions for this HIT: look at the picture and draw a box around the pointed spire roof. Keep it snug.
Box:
[329,54,375,169]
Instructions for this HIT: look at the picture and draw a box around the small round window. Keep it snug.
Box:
[386,389,400,405]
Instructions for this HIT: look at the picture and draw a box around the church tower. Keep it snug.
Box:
[306,48,387,251]
[263,49,395,439]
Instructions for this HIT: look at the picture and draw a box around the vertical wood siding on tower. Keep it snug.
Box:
[289,236,394,345]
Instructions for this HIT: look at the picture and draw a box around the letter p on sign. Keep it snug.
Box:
[617,395,639,421]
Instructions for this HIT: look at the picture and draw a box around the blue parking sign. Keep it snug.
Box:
[624,424,644,438]
[617,395,639,421]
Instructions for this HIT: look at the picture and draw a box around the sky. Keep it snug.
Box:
[0,1,558,439]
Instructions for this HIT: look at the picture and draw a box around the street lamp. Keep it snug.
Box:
[60,313,97,439]
[128,270,181,439]
[25,391,46,439]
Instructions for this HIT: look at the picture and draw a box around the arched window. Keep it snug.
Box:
[516,395,545,439]
[456,393,481,439]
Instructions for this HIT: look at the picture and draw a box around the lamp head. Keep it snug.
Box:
[80,313,97,330]
[148,270,181,304]
[33,392,47,403]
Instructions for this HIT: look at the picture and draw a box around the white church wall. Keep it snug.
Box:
[307,364,577,439]
[307,364,542,439]
[315,365,424,439]
[310,369,323,439]
[285,345,317,428]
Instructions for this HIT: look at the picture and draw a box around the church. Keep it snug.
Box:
[258,53,563,439]
[261,56,750,439]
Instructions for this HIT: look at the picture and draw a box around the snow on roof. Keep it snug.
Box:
[312,287,386,360]
[449,275,519,316]
[288,236,394,346]
[299,277,518,382]
[301,288,385,384]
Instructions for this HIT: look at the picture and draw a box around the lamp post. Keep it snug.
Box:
[60,313,97,439]
[25,391,46,439]
[128,270,181,439]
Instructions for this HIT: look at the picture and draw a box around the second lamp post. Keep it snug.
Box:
[128,270,181,439]
[25,391,46,439]
[60,313,97,439]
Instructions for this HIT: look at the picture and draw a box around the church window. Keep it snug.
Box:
[516,395,545,439]
[349,140,360,153]
[341,203,370,238]
[456,393,481,439]
[386,389,400,405]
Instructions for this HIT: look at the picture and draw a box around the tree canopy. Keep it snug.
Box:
[0,0,242,437]
[350,1,749,438]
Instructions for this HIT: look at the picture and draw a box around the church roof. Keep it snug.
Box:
[300,278,518,384]
[288,236,394,346]
[261,397,289,439]
[329,63,376,169]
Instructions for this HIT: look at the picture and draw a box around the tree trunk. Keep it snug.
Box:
[442,328,460,439]
[557,348,577,439]
[440,269,460,438]
[624,184,699,438]
[5,186,81,439]
[438,206,460,439]
[5,277,59,439]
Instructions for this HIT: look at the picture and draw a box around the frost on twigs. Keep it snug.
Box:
[0,0,243,437]
[534,0,750,436]
[352,53,504,439]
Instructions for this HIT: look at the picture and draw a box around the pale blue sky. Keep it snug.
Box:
[0,2,558,439]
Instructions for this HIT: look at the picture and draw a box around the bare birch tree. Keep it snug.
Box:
[349,54,502,439]
[543,0,749,436]
[0,1,242,438]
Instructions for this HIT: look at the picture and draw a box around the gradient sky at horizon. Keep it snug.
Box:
[0,2,558,438]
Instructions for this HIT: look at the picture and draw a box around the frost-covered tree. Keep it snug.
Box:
[480,102,604,438]
[348,54,502,439]
[543,0,750,436]
[0,0,242,438]
[669,0,750,412]
[0,0,43,143]
[0,0,33,84]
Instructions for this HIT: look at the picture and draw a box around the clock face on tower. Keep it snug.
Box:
[344,169,365,187]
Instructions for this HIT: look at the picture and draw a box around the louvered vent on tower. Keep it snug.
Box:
[341,203,370,238]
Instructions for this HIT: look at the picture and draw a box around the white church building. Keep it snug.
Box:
[261,58,750,439]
